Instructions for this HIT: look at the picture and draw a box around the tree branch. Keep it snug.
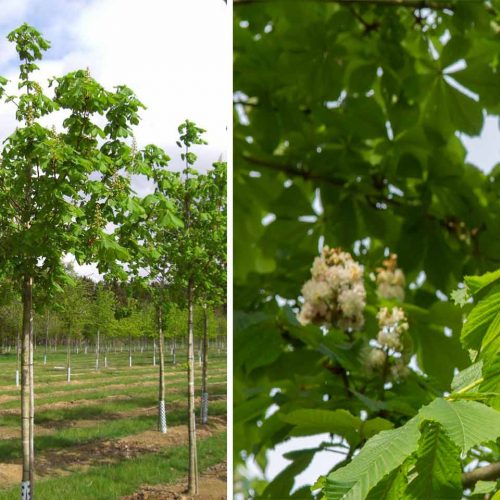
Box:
[234,0,453,9]
[462,462,500,489]
[242,153,345,187]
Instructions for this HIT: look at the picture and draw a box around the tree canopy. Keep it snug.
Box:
[234,1,500,498]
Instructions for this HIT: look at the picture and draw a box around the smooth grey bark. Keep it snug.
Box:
[95,328,100,370]
[21,275,34,499]
[66,329,71,383]
[158,307,167,433]
[201,304,209,425]
[187,279,198,495]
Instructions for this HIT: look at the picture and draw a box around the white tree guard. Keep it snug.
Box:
[67,366,71,383]
[15,369,19,387]
[201,391,209,424]
[159,399,167,433]
[21,481,30,500]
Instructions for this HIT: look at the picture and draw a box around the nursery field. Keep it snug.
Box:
[0,348,227,499]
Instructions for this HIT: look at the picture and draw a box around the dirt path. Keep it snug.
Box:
[123,461,227,499]
[0,417,226,490]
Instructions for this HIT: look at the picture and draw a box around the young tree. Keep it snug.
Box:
[196,163,227,425]
[173,122,227,495]
[91,285,116,370]
[57,274,92,382]
[0,24,160,498]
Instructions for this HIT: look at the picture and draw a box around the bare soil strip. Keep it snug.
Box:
[123,461,227,500]
[0,382,226,417]
[0,394,227,437]
[0,417,226,490]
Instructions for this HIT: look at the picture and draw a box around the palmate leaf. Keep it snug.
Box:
[323,399,500,499]
[323,418,420,500]
[418,399,500,452]
[405,421,462,500]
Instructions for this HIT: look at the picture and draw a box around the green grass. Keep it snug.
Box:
[0,385,227,429]
[0,352,226,385]
[0,348,227,496]
[0,400,227,461]
[0,376,226,410]
[0,432,227,500]
[0,364,226,397]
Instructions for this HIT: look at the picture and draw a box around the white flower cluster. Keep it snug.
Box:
[297,246,366,331]
[367,306,410,379]
[376,253,405,302]
[376,307,408,351]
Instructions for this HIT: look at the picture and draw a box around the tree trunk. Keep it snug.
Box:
[201,304,209,425]
[16,330,20,387]
[158,307,167,433]
[66,331,71,383]
[173,335,177,365]
[129,334,132,367]
[44,311,49,366]
[95,328,100,370]
[187,279,198,495]
[21,275,34,499]
[104,337,108,369]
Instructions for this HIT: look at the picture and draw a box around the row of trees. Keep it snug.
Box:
[0,24,226,499]
[0,271,226,362]
[0,269,226,379]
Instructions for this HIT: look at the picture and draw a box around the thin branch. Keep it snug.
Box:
[234,0,453,9]
[462,462,500,488]
[241,153,484,244]
[242,153,345,187]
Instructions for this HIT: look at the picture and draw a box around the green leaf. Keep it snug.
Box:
[282,409,360,443]
[451,361,483,393]
[405,421,462,500]
[472,480,498,495]
[465,269,500,295]
[481,309,500,362]
[451,287,469,307]
[461,284,500,351]
[323,418,419,500]
[262,448,316,498]
[365,466,408,500]
[361,417,394,439]
[419,398,500,452]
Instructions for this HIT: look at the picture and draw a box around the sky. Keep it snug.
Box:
[0,0,229,280]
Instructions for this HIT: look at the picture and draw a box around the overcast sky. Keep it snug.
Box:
[0,0,229,279]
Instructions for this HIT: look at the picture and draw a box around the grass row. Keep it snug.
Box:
[0,354,225,370]
[0,376,227,411]
[0,383,227,428]
[0,431,227,500]
[0,399,227,461]
[0,364,226,397]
